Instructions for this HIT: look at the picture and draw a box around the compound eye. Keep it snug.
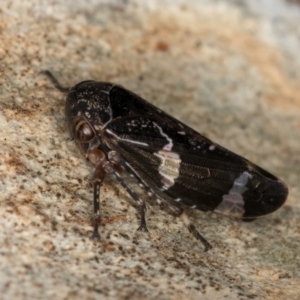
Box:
[76,121,95,142]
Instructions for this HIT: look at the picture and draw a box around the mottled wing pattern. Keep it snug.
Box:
[102,86,287,219]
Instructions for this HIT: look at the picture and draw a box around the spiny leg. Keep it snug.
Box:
[92,181,101,240]
[173,208,212,252]
[112,157,211,249]
[113,170,148,232]
[137,202,148,232]
[91,161,107,241]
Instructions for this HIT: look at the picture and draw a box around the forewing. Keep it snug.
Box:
[103,86,287,219]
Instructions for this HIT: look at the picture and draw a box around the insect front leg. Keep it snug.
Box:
[91,164,106,241]
[87,148,113,241]
[113,170,148,232]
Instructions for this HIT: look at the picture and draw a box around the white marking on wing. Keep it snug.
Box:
[154,150,181,190]
[214,171,252,217]
[177,131,186,135]
[105,129,149,146]
[153,122,173,151]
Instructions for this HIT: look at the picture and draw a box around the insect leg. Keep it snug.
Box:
[91,163,107,240]
[87,148,113,241]
[119,160,211,250]
[178,210,212,252]
[113,170,148,232]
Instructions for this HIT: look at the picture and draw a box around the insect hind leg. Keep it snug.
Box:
[116,160,212,250]
[162,203,212,251]
[177,210,212,252]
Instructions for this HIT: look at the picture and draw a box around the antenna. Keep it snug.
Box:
[40,70,70,93]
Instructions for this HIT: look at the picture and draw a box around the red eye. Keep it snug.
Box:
[76,121,95,142]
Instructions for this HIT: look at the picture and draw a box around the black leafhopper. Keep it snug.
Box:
[42,71,288,251]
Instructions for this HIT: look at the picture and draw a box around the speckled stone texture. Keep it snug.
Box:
[0,0,299,299]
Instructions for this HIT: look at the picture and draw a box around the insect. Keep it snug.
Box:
[41,70,288,251]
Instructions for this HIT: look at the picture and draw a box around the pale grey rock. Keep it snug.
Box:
[0,0,299,299]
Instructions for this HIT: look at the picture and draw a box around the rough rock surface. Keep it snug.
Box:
[0,0,299,299]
